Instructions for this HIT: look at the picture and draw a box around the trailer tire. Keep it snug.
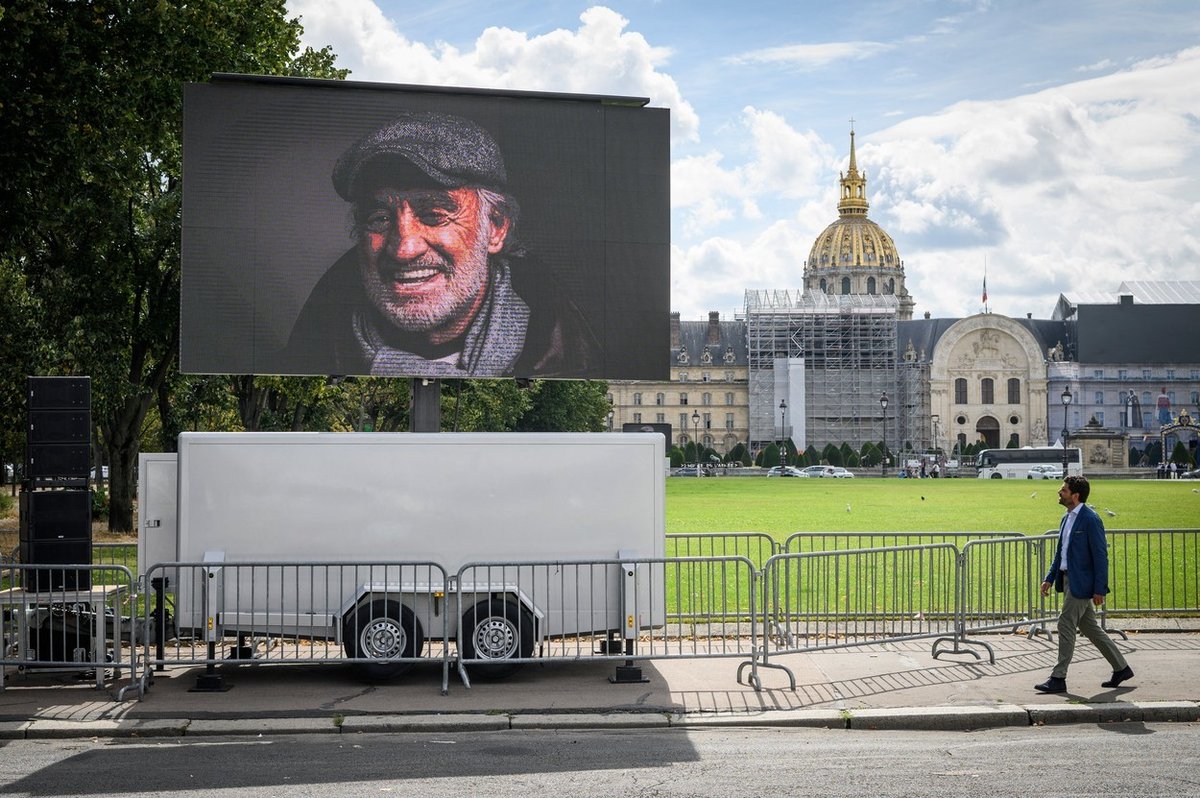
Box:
[460,599,535,680]
[344,599,423,681]
[991,473,1003,479]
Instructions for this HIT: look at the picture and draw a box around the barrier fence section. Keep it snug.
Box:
[783,531,1017,554]
[934,534,1058,662]
[1,563,136,693]
[140,561,451,695]
[454,556,758,688]
[744,543,960,690]
[1103,529,1200,618]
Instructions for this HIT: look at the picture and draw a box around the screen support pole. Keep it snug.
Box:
[410,378,442,432]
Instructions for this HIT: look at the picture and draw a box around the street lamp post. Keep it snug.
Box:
[880,392,889,477]
[1061,386,1072,475]
[691,410,701,477]
[779,399,788,468]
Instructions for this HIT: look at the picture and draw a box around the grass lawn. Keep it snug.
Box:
[666,476,1200,539]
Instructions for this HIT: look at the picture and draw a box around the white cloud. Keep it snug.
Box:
[289,2,700,142]
[727,41,892,68]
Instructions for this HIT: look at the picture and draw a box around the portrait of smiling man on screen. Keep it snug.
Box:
[277,111,600,378]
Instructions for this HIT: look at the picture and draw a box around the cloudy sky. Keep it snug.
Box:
[286,0,1200,321]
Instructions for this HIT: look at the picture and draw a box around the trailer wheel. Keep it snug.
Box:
[991,473,1003,479]
[460,599,535,680]
[344,599,423,681]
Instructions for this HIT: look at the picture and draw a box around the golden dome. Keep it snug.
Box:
[803,127,914,319]
[806,215,902,273]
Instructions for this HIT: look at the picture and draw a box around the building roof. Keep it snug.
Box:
[674,317,748,368]
[1053,280,1200,320]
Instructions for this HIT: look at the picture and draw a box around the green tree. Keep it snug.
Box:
[0,1,347,530]
[822,443,842,467]
[1171,440,1193,467]
[761,443,780,468]
[724,442,749,465]
[804,444,821,465]
[515,380,610,432]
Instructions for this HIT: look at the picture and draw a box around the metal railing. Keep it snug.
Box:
[140,561,451,694]
[1,563,136,694]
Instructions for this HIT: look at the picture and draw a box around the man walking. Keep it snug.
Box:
[1035,476,1134,693]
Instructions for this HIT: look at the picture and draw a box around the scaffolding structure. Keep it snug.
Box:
[745,290,901,454]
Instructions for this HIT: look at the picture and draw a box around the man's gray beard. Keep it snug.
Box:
[360,248,489,334]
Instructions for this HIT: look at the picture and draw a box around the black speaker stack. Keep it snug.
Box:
[20,376,93,591]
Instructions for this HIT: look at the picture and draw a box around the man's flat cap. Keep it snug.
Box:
[333,111,507,200]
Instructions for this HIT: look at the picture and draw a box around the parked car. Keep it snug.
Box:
[1181,467,1200,480]
[800,465,854,478]
[1027,464,1064,480]
[671,465,709,477]
[767,466,808,477]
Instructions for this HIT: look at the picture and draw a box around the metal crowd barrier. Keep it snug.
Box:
[743,544,959,690]
[783,531,1016,553]
[667,532,779,568]
[140,561,451,695]
[1103,529,1200,618]
[1,563,136,694]
[454,556,758,687]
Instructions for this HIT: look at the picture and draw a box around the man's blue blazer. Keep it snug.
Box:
[1045,503,1110,599]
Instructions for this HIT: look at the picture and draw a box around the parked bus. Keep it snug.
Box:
[975,446,1082,479]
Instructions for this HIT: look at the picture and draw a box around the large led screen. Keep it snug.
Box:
[181,76,670,380]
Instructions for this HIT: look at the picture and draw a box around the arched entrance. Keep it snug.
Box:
[976,416,1000,449]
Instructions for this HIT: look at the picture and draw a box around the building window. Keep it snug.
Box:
[725,413,734,431]
[724,371,734,381]
[1008,433,1020,448]
[656,413,665,423]
[678,372,688,382]
[703,412,711,429]
[841,277,851,294]
[1143,369,1151,379]
[981,378,994,405]
[1094,369,1104,379]
[633,392,642,405]
[1095,391,1104,405]
[954,378,968,404]
[680,393,688,405]
[679,413,688,429]
[725,392,734,405]
[702,434,713,447]
[702,392,712,406]
[1006,378,1019,404]
[702,372,711,382]
[956,432,967,451]
[632,413,641,423]
[1166,369,1175,379]
[1190,390,1199,405]
[1095,411,1104,425]
[1118,369,1128,379]
[819,278,827,292]
[867,277,876,295]
[655,392,664,406]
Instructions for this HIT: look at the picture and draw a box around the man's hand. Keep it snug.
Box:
[1041,581,1052,597]
[1092,594,1104,606]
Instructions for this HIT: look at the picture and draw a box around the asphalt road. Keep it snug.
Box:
[1,724,1197,797]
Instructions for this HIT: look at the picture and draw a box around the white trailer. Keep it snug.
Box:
[138,432,665,679]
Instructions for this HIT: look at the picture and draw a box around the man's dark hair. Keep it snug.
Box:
[1063,475,1090,503]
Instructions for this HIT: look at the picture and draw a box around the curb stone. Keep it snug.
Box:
[0,721,30,740]
[509,713,670,730]
[340,714,509,734]
[185,718,335,736]
[670,710,845,729]
[848,706,1029,731]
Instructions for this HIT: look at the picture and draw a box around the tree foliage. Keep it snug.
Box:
[0,0,348,530]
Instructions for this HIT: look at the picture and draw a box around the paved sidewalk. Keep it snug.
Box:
[1,632,1197,738]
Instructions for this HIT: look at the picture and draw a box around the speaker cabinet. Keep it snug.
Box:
[26,443,91,479]
[27,376,90,410]
[19,541,93,591]
[19,490,91,541]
